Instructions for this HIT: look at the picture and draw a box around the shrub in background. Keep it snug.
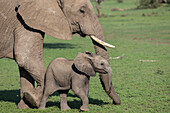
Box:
[137,0,161,9]
[167,0,170,4]
[117,0,123,3]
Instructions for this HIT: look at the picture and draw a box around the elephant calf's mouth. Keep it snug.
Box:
[95,69,108,74]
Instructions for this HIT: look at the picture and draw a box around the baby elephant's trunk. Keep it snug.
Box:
[99,67,121,105]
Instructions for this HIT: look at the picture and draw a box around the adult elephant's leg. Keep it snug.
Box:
[17,67,34,109]
[14,27,45,108]
[17,60,45,108]
[23,59,45,108]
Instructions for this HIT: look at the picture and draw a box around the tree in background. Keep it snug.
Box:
[137,0,161,9]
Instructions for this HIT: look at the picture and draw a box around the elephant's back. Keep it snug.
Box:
[49,58,73,74]
[49,58,73,68]
[47,58,73,88]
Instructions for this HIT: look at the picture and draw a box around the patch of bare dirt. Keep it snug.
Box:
[142,12,158,16]
[111,8,132,12]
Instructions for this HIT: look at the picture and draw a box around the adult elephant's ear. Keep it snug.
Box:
[17,0,72,40]
[74,52,96,77]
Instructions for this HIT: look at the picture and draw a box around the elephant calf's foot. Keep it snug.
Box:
[61,105,71,110]
[23,92,40,108]
[80,105,89,111]
[39,106,45,110]
[17,100,30,109]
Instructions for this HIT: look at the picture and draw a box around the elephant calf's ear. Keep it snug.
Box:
[74,53,96,77]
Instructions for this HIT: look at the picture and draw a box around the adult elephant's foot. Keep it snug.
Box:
[23,91,41,108]
[17,99,30,109]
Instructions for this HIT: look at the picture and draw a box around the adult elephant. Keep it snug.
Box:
[0,0,120,108]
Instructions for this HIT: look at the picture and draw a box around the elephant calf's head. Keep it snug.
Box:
[74,51,112,77]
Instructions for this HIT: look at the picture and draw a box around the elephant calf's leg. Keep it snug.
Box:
[72,88,89,111]
[39,92,50,109]
[58,90,70,110]
[39,78,57,109]
[79,94,89,111]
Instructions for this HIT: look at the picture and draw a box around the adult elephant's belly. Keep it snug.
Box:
[0,0,17,59]
[0,34,14,59]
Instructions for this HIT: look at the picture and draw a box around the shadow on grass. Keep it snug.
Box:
[0,90,20,105]
[43,43,77,49]
[0,90,108,109]
[46,92,109,109]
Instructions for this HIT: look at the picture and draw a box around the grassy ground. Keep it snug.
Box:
[0,0,170,112]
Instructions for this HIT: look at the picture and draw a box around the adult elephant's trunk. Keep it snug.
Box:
[90,18,121,105]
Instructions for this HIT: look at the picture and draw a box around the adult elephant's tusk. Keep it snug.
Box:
[90,35,115,48]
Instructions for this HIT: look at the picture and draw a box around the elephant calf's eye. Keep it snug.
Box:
[100,62,104,66]
[80,9,85,14]
[79,6,86,15]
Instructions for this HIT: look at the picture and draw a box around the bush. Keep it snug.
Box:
[167,0,170,4]
[137,0,161,9]
[117,0,123,3]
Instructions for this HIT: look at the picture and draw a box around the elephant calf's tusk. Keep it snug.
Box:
[90,35,115,48]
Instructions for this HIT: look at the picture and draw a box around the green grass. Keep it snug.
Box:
[0,0,170,112]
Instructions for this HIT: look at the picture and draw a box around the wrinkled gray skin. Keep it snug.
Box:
[0,0,120,108]
[39,52,112,111]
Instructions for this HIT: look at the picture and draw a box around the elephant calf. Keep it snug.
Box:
[39,51,113,111]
